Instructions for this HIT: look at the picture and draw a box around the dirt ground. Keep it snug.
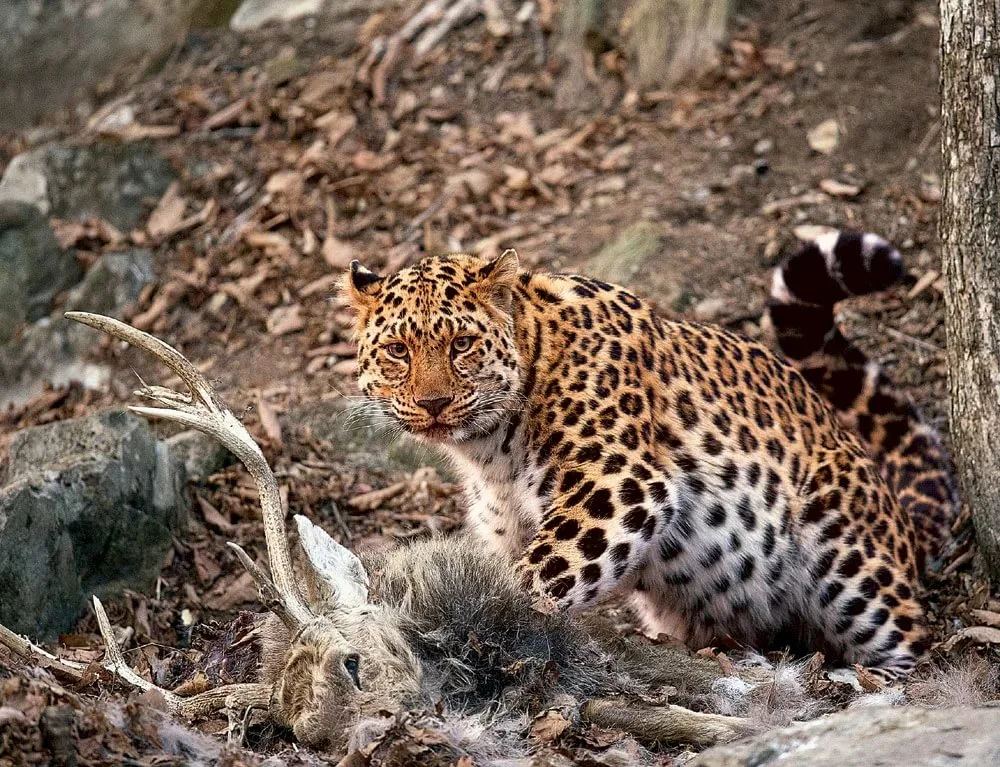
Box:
[0,0,995,764]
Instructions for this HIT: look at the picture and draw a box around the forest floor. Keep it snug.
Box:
[1,0,997,765]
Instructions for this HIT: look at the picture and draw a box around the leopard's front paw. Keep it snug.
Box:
[516,555,578,612]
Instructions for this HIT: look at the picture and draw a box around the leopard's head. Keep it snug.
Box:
[342,251,522,443]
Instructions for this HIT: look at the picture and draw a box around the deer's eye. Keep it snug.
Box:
[385,342,409,359]
[344,654,362,690]
[451,335,475,354]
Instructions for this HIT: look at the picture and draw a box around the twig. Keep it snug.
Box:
[402,188,455,242]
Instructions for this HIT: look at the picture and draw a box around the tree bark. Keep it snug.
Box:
[940,0,1000,581]
[627,0,729,89]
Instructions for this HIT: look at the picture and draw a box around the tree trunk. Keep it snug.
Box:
[940,0,1000,581]
[627,0,729,89]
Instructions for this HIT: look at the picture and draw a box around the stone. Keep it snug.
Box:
[0,202,82,344]
[0,249,155,407]
[230,0,326,31]
[689,706,1000,767]
[0,0,198,131]
[0,141,176,231]
[165,430,236,483]
[284,398,451,476]
[40,142,177,231]
[0,411,186,639]
[0,153,49,213]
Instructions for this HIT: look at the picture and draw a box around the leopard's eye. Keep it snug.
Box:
[452,335,475,354]
[385,342,409,359]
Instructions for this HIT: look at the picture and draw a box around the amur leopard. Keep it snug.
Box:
[343,233,957,679]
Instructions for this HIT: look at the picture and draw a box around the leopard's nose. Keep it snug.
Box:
[417,396,453,417]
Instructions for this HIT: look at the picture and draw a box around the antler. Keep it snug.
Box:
[0,312,318,720]
[65,311,313,630]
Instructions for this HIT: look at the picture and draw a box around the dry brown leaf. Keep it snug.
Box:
[266,304,305,336]
[195,494,233,533]
[265,170,304,196]
[819,178,861,198]
[171,671,210,697]
[323,236,356,269]
[203,98,249,130]
[257,394,284,449]
[147,182,187,238]
[204,571,258,612]
[349,482,407,510]
[50,219,89,249]
[852,664,885,692]
[315,111,357,148]
[908,269,940,299]
[941,625,1000,651]
[969,609,1000,628]
[530,709,572,743]
[244,230,294,259]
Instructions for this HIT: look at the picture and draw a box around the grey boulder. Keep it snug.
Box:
[0,410,186,639]
[0,141,176,231]
[0,201,82,344]
[690,705,1000,767]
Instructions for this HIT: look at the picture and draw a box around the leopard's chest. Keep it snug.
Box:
[443,432,547,560]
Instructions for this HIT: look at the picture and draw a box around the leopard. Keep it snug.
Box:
[342,233,957,680]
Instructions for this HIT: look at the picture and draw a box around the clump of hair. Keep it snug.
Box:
[905,654,1000,708]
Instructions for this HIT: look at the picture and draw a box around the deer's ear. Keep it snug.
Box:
[342,260,384,313]
[476,249,520,313]
[295,515,370,610]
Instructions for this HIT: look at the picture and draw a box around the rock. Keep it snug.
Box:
[689,706,1000,767]
[0,141,176,231]
[230,0,326,31]
[692,297,728,323]
[0,249,155,407]
[0,1,198,130]
[41,142,176,231]
[586,222,666,288]
[0,154,50,213]
[284,399,451,476]
[807,119,841,155]
[0,411,186,638]
[0,202,83,344]
[165,430,235,483]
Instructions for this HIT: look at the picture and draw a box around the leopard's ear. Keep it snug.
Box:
[342,260,384,315]
[476,249,520,313]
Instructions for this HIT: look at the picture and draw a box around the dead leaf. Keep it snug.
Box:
[819,178,861,198]
[203,98,249,130]
[530,709,571,743]
[50,219,89,249]
[908,269,940,299]
[853,664,885,692]
[941,625,1000,652]
[808,119,840,154]
[793,224,838,241]
[323,236,356,269]
[265,170,304,196]
[204,571,258,611]
[969,609,1000,629]
[257,394,284,449]
[147,182,187,238]
[196,495,233,534]
[266,304,305,336]
[315,111,357,148]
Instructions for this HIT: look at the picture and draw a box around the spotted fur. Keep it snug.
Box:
[767,232,959,570]
[344,247,941,679]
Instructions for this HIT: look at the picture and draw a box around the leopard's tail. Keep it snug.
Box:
[767,231,959,570]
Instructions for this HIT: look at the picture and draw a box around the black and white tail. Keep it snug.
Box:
[767,231,959,570]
